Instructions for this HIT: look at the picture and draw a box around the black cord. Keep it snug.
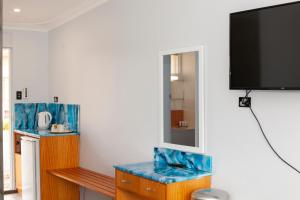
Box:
[246,90,300,174]
[245,89,252,98]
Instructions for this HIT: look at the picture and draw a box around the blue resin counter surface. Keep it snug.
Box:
[15,129,80,138]
[114,147,212,184]
[114,161,211,184]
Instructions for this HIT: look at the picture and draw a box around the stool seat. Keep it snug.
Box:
[191,189,229,200]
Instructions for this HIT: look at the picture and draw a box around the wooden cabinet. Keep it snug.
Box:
[14,132,80,200]
[15,153,22,192]
[116,170,211,200]
[39,135,80,200]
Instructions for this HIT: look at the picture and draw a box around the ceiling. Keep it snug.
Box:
[3,0,108,31]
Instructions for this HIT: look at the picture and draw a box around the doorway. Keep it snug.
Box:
[3,48,14,192]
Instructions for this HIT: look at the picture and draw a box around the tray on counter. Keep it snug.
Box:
[49,130,73,134]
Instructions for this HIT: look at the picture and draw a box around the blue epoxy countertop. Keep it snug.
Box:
[114,161,212,184]
[15,129,80,138]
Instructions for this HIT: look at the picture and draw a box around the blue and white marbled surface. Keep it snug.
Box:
[15,103,80,132]
[154,147,212,172]
[114,148,212,184]
[14,129,80,138]
[114,161,211,184]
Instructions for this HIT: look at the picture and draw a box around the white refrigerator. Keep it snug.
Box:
[21,136,41,200]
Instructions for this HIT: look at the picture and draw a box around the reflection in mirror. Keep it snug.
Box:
[163,51,199,147]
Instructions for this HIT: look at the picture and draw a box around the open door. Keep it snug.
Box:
[3,48,13,193]
[0,1,3,197]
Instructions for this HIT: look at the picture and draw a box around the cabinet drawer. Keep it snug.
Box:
[139,178,166,200]
[116,170,140,193]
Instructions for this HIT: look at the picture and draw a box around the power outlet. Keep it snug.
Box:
[239,97,251,107]
[53,96,59,103]
[16,91,22,100]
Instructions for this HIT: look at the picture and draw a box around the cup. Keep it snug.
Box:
[57,124,65,132]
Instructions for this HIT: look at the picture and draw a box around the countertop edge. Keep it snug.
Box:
[114,164,212,184]
[14,130,40,138]
[14,129,80,138]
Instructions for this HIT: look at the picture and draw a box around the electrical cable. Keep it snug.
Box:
[245,89,252,98]
[246,90,300,174]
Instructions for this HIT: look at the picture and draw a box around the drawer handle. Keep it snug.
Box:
[121,179,131,184]
[145,187,156,192]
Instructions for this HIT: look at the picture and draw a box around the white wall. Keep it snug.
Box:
[48,0,300,199]
[3,30,49,104]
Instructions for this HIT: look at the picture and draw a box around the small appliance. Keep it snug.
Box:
[37,112,52,130]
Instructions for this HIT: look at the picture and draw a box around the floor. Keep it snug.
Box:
[4,193,22,200]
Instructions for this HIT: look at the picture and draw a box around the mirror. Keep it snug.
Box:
[159,47,205,152]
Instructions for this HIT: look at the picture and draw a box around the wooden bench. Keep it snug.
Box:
[49,167,115,198]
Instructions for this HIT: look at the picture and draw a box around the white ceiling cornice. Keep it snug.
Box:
[4,0,108,32]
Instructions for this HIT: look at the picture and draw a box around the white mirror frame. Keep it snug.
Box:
[158,46,206,153]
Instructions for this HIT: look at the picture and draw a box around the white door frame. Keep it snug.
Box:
[3,47,15,191]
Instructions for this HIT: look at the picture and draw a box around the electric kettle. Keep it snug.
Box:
[37,112,52,130]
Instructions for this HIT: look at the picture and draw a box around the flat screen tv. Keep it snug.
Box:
[230,2,300,90]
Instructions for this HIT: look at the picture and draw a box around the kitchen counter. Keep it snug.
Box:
[114,161,211,184]
[15,129,80,138]
[114,147,212,184]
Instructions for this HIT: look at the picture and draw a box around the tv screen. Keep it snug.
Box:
[230,2,300,90]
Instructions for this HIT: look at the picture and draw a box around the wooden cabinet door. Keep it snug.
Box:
[15,153,22,191]
[166,176,211,200]
[116,188,144,200]
[139,178,166,200]
[116,170,140,194]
